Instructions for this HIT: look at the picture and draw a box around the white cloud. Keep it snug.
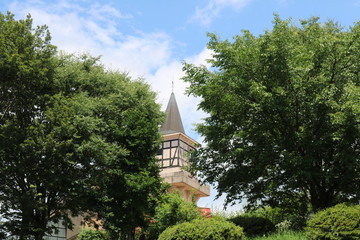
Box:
[8,0,170,76]
[186,47,213,67]
[192,0,252,26]
[102,32,171,75]
[8,0,211,141]
[87,3,133,22]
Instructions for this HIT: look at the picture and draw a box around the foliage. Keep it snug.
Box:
[0,12,165,240]
[305,203,360,240]
[229,215,276,237]
[210,207,244,219]
[54,54,166,239]
[247,207,306,230]
[147,192,202,239]
[0,11,57,240]
[183,15,360,214]
[247,230,306,240]
[78,229,110,240]
[247,207,286,226]
[275,220,292,232]
[158,217,244,240]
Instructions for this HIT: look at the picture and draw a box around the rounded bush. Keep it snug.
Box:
[305,203,360,240]
[158,217,244,240]
[148,192,201,239]
[228,215,276,237]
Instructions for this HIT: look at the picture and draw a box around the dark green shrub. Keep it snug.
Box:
[248,206,307,230]
[248,207,287,225]
[158,217,244,240]
[229,215,276,237]
[77,229,109,240]
[305,204,360,240]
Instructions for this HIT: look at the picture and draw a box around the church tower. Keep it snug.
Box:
[158,92,210,203]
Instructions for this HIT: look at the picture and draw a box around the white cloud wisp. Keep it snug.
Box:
[9,0,171,76]
[192,0,252,26]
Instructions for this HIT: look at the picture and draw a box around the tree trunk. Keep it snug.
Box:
[34,232,45,240]
[309,183,333,212]
[127,229,134,240]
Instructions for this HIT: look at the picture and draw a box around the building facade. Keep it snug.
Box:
[157,92,210,203]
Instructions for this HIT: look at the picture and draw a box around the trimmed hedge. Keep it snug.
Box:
[158,217,244,240]
[229,216,276,237]
[305,203,360,240]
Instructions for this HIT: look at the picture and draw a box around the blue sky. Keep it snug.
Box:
[1,0,359,211]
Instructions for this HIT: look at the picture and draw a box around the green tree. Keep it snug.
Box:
[53,54,166,240]
[0,12,59,240]
[148,192,202,239]
[0,12,165,240]
[183,16,360,213]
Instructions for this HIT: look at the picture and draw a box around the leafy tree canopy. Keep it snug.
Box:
[183,15,360,213]
[0,12,165,240]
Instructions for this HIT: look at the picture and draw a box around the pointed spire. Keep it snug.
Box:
[160,92,185,134]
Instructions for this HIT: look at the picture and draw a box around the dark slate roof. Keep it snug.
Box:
[160,92,185,134]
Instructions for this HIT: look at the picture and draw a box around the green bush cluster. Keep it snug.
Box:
[248,206,307,230]
[77,229,109,240]
[305,204,360,240]
[147,192,201,239]
[229,215,276,237]
[158,217,244,240]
